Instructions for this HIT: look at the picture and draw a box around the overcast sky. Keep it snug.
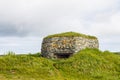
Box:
[0,0,120,54]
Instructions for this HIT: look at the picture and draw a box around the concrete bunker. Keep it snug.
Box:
[41,32,99,59]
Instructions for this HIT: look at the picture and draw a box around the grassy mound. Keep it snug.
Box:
[0,53,59,80]
[44,32,97,39]
[0,49,120,80]
[54,49,120,80]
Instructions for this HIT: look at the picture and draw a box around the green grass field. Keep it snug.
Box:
[0,48,120,80]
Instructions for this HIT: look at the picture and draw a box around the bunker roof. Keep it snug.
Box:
[44,32,97,39]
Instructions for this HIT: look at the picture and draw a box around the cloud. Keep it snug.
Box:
[0,0,119,37]
[89,11,120,35]
[0,22,30,36]
[0,37,42,53]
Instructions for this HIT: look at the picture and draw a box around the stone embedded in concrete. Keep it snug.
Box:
[41,32,99,59]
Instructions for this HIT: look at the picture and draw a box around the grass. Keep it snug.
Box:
[44,32,97,39]
[0,48,120,80]
[114,52,120,55]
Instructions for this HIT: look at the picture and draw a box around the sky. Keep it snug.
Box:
[0,0,120,54]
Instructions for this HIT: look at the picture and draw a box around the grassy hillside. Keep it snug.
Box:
[0,49,120,80]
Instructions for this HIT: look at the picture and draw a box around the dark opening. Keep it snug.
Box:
[54,53,73,58]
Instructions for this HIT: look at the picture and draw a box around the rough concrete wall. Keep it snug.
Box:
[41,37,99,58]
[75,37,99,52]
